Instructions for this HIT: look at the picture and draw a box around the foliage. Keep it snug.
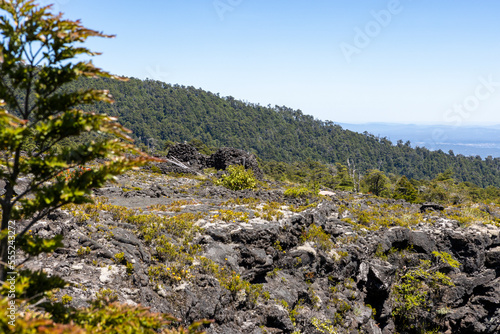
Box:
[361,169,391,197]
[198,257,263,305]
[0,295,210,334]
[114,252,126,264]
[284,186,318,199]
[332,163,355,191]
[444,205,498,227]
[63,74,500,189]
[254,201,285,221]
[391,259,454,333]
[77,246,91,257]
[17,234,64,257]
[0,3,200,334]
[341,202,423,231]
[301,225,335,251]
[211,209,249,223]
[311,317,338,334]
[393,176,418,203]
[432,251,461,268]
[0,0,153,281]
[215,165,257,191]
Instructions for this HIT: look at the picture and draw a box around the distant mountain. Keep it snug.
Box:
[339,123,500,158]
[70,77,500,187]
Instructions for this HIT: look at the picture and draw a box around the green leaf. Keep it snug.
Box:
[17,234,64,256]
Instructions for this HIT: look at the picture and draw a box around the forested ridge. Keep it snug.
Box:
[73,76,500,187]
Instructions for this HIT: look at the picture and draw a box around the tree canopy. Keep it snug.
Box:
[64,77,500,188]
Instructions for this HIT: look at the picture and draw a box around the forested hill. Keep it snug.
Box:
[74,77,500,187]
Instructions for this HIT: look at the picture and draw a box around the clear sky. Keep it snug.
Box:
[40,0,500,126]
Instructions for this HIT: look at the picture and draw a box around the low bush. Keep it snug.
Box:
[215,165,257,190]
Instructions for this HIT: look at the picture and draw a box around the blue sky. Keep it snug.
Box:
[41,0,500,125]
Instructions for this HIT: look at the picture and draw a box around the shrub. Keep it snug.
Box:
[393,176,419,203]
[114,252,126,264]
[215,165,257,190]
[301,225,335,251]
[391,260,454,333]
[284,186,317,198]
[212,209,249,223]
[61,294,73,305]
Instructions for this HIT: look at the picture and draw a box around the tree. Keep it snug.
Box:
[361,169,391,197]
[0,0,153,281]
[333,163,354,191]
[393,176,418,203]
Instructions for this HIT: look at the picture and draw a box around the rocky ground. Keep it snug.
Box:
[22,146,500,333]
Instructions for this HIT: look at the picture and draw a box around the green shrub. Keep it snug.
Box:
[216,165,257,190]
[77,246,91,257]
[301,225,335,251]
[391,260,454,333]
[126,262,134,275]
[61,294,72,305]
[284,186,317,198]
[114,252,125,264]
[393,176,418,203]
[432,251,460,268]
[212,209,249,223]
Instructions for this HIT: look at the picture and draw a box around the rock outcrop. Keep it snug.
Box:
[153,143,263,178]
[23,168,500,334]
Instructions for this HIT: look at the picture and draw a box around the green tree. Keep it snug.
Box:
[393,176,418,203]
[361,169,391,197]
[435,168,454,182]
[0,0,151,281]
[333,163,354,191]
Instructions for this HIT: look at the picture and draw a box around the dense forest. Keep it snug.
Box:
[71,77,500,188]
